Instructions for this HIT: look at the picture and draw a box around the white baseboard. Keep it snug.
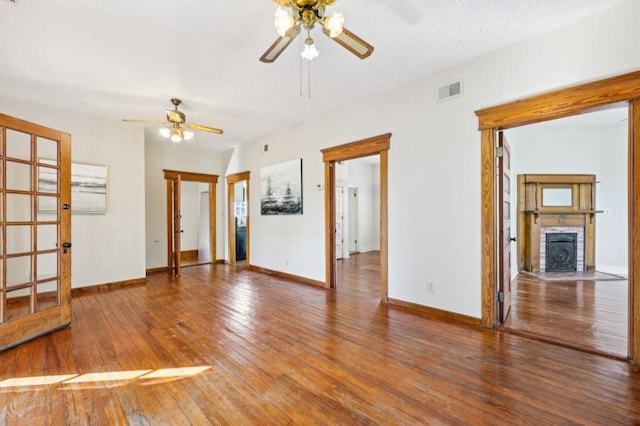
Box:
[596,264,628,277]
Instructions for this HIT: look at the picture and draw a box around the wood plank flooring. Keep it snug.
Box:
[502,272,628,359]
[1,253,639,424]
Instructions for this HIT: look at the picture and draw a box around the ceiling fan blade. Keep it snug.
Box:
[122,119,164,124]
[260,25,301,63]
[188,123,224,135]
[323,26,374,59]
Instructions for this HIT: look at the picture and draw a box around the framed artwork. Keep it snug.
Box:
[38,160,108,213]
[260,158,303,215]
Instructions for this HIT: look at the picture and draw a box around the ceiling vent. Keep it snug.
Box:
[437,80,463,102]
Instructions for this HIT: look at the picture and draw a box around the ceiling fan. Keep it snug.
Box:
[123,98,223,143]
[260,0,374,63]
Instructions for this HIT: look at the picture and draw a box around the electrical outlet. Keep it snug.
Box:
[427,282,435,293]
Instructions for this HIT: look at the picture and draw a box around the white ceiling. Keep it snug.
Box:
[0,0,629,152]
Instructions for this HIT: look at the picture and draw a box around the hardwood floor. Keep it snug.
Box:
[1,255,640,424]
[502,272,628,359]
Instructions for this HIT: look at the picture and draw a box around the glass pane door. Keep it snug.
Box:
[0,113,71,351]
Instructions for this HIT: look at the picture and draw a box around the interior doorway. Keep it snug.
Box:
[499,108,629,358]
[226,171,250,265]
[179,181,213,267]
[164,170,218,276]
[321,133,390,302]
[334,158,380,294]
[475,70,640,364]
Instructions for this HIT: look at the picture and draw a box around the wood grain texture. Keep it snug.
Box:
[379,149,389,302]
[321,133,391,162]
[502,273,628,359]
[631,98,640,363]
[1,258,639,423]
[480,129,497,328]
[475,71,640,130]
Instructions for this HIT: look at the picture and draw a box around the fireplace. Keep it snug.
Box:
[545,233,578,272]
[517,174,598,273]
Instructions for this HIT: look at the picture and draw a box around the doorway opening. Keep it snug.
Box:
[164,170,218,277]
[321,133,390,302]
[227,171,250,265]
[500,108,629,358]
[475,70,640,364]
[334,157,381,298]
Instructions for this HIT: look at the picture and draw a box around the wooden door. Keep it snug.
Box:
[498,132,512,322]
[335,186,344,259]
[0,114,71,351]
[173,175,182,276]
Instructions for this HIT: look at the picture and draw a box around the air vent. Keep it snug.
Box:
[437,80,463,102]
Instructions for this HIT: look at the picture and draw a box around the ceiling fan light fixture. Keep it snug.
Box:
[159,127,171,138]
[323,11,344,38]
[301,36,319,61]
[183,129,195,141]
[170,127,184,143]
[274,7,295,37]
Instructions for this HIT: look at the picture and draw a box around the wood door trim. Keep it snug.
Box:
[476,71,640,130]
[322,133,390,301]
[475,70,640,364]
[163,170,219,274]
[226,171,250,265]
[163,169,219,184]
[630,99,640,362]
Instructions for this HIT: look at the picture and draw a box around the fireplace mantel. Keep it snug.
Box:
[517,174,599,273]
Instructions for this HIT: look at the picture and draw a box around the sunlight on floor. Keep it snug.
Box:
[0,366,211,389]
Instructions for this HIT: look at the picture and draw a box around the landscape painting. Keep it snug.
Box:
[260,159,302,215]
[38,160,108,213]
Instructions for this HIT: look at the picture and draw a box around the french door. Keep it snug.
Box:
[0,113,72,351]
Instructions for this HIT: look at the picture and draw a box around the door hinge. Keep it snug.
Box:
[496,147,504,158]
[497,291,504,303]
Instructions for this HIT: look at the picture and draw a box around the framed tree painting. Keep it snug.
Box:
[260,159,303,215]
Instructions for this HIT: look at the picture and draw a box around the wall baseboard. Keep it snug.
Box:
[216,259,228,264]
[248,265,325,288]
[181,249,199,261]
[146,266,169,274]
[71,277,146,297]
[387,298,482,328]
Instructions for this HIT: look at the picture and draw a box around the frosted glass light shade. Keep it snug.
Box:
[274,7,294,37]
[324,12,344,38]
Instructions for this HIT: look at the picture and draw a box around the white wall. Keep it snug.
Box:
[225,0,640,318]
[144,134,226,268]
[0,98,146,288]
[347,161,380,253]
[179,181,201,251]
[507,119,628,275]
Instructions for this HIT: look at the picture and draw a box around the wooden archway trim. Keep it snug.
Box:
[476,70,640,130]
[321,133,391,302]
[475,70,640,364]
[163,169,219,272]
[226,171,251,265]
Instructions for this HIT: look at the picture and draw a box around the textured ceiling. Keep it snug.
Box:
[0,0,629,151]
